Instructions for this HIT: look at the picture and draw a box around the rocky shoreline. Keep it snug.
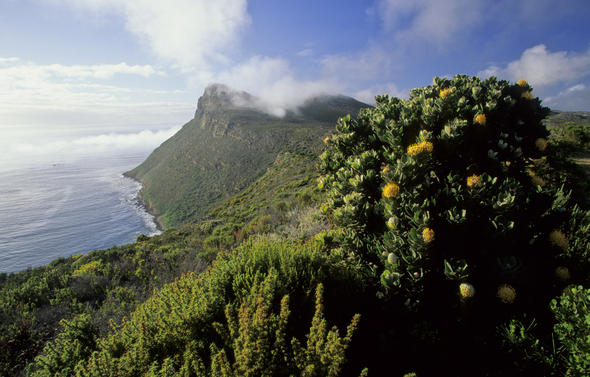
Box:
[123,171,165,233]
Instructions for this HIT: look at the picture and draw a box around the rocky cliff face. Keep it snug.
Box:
[193,84,273,135]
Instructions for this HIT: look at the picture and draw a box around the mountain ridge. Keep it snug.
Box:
[125,84,369,227]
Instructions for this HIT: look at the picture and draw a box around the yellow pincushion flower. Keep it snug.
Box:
[422,141,433,152]
[422,228,435,243]
[382,182,400,198]
[555,266,571,281]
[466,174,482,188]
[474,113,487,125]
[521,91,534,100]
[535,138,547,152]
[549,230,569,250]
[407,140,433,156]
[407,143,422,156]
[439,88,452,98]
[459,282,475,298]
[323,135,330,144]
[497,284,517,303]
[516,79,528,87]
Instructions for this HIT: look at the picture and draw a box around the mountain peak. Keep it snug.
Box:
[197,83,255,111]
[195,84,369,122]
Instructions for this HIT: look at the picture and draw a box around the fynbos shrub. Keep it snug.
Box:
[319,75,589,312]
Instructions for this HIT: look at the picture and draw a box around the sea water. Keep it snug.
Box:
[0,146,164,273]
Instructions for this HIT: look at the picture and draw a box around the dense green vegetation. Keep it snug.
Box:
[318,75,590,375]
[545,111,590,153]
[126,84,366,228]
[0,226,213,376]
[60,239,368,377]
[0,150,327,376]
[1,77,589,376]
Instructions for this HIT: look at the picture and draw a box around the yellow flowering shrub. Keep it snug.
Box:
[439,88,452,98]
[497,284,517,304]
[422,228,435,243]
[459,282,475,298]
[382,182,400,198]
[549,230,569,251]
[407,140,434,156]
[466,174,482,188]
[422,140,433,152]
[474,113,487,125]
[407,143,421,156]
[73,260,102,276]
[319,74,589,320]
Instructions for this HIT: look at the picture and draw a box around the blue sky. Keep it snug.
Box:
[1,0,589,140]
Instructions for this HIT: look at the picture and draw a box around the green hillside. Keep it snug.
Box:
[1,151,326,376]
[125,84,368,228]
[545,111,590,155]
[2,77,590,377]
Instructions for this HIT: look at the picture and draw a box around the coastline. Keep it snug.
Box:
[123,171,165,233]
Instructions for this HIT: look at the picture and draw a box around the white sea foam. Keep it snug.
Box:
[119,174,162,236]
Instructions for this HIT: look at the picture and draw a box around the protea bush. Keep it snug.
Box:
[319,75,589,320]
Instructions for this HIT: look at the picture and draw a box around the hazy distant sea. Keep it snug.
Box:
[0,124,183,273]
[0,153,160,273]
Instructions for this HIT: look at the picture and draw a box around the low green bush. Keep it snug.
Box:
[70,238,368,376]
[551,285,590,376]
[29,314,98,377]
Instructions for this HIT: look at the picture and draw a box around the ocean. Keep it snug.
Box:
[0,126,180,273]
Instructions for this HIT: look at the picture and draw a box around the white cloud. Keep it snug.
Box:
[480,44,590,87]
[376,0,485,47]
[296,49,313,57]
[562,84,586,94]
[212,56,342,116]
[1,126,181,167]
[47,0,250,69]
[0,61,162,82]
[319,45,406,104]
[321,45,396,84]
[543,84,590,111]
[353,83,407,105]
[206,54,407,114]
[0,57,19,64]
[47,62,163,79]
[0,58,193,129]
